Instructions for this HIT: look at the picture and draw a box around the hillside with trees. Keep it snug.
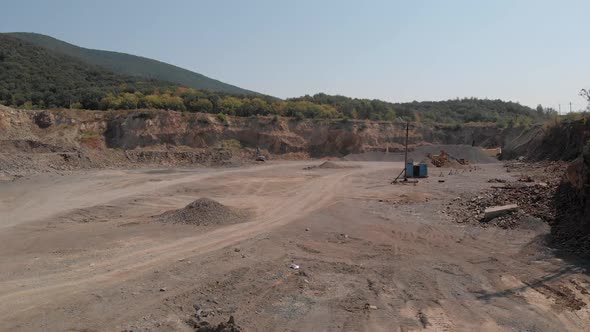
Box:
[288,93,552,127]
[0,34,182,109]
[6,32,259,96]
[0,34,554,127]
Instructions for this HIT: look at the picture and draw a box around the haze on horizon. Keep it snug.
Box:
[1,0,588,111]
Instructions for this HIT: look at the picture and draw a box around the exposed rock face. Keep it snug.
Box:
[528,118,590,255]
[0,107,508,177]
[33,110,54,128]
[92,110,507,156]
[1,108,511,158]
[502,120,590,161]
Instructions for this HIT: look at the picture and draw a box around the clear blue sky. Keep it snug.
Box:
[2,0,589,111]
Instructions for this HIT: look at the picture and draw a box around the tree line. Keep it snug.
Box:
[0,34,555,127]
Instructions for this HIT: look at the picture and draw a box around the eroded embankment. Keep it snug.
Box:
[500,117,590,255]
[0,106,507,176]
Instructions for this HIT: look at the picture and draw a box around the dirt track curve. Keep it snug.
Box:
[0,161,589,331]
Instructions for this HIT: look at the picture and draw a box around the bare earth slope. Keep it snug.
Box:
[0,162,589,331]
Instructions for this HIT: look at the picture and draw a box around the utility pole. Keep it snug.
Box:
[569,102,572,113]
[403,122,409,180]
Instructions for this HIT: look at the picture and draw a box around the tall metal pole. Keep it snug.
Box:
[404,122,409,180]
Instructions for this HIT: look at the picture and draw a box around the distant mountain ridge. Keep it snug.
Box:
[7,32,259,96]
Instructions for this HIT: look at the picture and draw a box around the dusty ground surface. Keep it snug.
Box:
[0,161,589,331]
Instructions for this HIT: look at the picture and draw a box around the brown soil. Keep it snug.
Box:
[1,162,589,331]
[1,107,589,331]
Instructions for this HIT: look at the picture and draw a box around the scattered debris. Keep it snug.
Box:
[518,175,534,182]
[447,161,564,228]
[288,263,300,270]
[186,315,242,332]
[487,178,507,183]
[417,310,430,328]
[159,287,167,292]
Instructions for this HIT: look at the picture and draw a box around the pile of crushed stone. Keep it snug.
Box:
[303,160,360,170]
[343,144,498,164]
[318,161,346,169]
[156,198,247,226]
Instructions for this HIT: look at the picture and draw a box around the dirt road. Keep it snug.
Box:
[0,161,588,331]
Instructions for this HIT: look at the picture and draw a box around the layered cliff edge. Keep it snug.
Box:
[0,106,507,175]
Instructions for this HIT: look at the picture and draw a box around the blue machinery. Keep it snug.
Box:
[406,161,428,178]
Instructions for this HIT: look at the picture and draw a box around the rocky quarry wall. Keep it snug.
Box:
[1,107,506,165]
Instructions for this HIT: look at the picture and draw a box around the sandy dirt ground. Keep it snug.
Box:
[0,161,589,331]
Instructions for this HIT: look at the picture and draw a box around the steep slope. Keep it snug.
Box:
[0,34,176,108]
[0,34,178,109]
[7,32,259,96]
[502,120,590,161]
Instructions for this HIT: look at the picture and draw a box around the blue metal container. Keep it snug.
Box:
[406,162,414,177]
[419,162,428,177]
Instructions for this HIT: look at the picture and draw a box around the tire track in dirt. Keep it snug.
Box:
[0,163,388,321]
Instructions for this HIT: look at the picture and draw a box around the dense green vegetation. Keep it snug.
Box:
[0,33,554,127]
[288,93,550,127]
[0,34,182,109]
[7,32,259,96]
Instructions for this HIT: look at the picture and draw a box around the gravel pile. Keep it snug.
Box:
[156,198,247,226]
[303,160,360,170]
[343,144,498,164]
[318,161,346,169]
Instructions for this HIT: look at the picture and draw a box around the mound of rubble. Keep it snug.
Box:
[186,315,243,332]
[447,161,566,228]
[447,183,556,228]
[156,198,248,226]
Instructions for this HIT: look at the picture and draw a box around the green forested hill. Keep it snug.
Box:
[7,32,259,96]
[289,93,552,127]
[0,34,180,109]
[0,33,552,127]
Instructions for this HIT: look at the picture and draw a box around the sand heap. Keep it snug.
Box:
[156,198,247,226]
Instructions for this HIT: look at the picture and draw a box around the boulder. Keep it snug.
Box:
[484,204,518,221]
